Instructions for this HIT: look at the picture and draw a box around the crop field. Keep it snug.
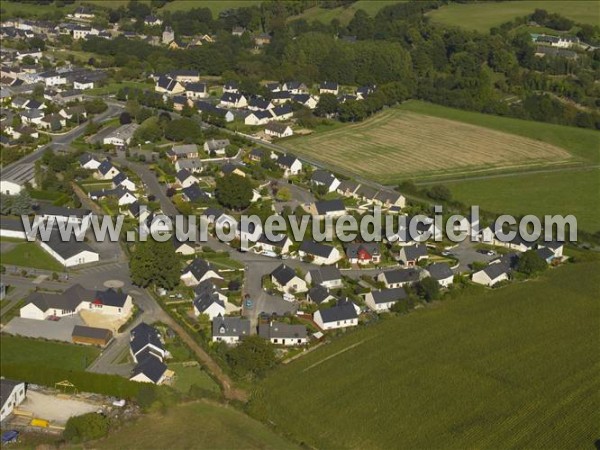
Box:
[288,1,402,25]
[249,261,600,449]
[427,1,598,32]
[444,167,600,234]
[96,400,297,449]
[285,104,575,183]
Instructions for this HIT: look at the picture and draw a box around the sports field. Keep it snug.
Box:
[249,261,600,449]
[428,1,598,32]
[444,167,600,233]
[96,400,297,449]
[285,103,576,183]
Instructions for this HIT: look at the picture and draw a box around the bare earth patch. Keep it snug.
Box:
[80,310,130,333]
[285,109,573,182]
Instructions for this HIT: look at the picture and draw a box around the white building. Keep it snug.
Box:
[212,316,251,344]
[0,379,26,422]
[313,301,359,330]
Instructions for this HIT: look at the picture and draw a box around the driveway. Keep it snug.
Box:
[450,240,497,272]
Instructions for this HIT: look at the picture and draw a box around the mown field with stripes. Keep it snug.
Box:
[249,260,600,449]
[285,102,580,184]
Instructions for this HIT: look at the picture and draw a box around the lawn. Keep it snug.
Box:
[249,261,600,449]
[288,1,404,25]
[284,102,578,183]
[444,167,600,234]
[427,1,599,32]
[0,335,100,371]
[170,363,221,394]
[95,400,298,450]
[1,240,63,271]
[86,81,155,96]
[162,1,263,14]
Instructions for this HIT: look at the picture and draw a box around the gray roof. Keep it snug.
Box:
[2,162,35,185]
[370,287,407,304]
[271,264,297,286]
[0,216,26,233]
[130,322,164,355]
[171,143,198,155]
[26,283,94,312]
[308,266,341,285]
[401,244,428,261]
[258,322,307,340]
[212,315,251,338]
[536,247,555,261]
[318,301,357,323]
[44,227,96,259]
[132,353,167,383]
[1,379,24,412]
[314,199,345,215]
[426,262,453,281]
[204,139,229,151]
[299,240,336,259]
[72,325,112,341]
[183,258,217,281]
[37,205,91,219]
[277,153,299,168]
[381,268,421,285]
[345,242,380,259]
[337,180,360,194]
[311,170,337,187]
[307,285,333,304]
[194,291,225,313]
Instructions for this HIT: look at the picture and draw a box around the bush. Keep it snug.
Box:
[63,412,109,443]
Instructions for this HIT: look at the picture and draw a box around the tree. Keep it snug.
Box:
[130,239,180,289]
[63,412,109,443]
[119,111,132,125]
[275,186,292,202]
[10,190,32,215]
[215,174,253,210]
[416,277,440,302]
[83,98,108,115]
[315,93,339,117]
[427,185,452,202]
[164,117,202,142]
[517,250,547,276]
[226,335,276,378]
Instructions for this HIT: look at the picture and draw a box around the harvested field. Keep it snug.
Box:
[285,107,574,183]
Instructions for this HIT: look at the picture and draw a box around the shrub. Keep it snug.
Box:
[63,412,109,443]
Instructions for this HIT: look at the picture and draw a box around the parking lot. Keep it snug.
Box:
[450,240,498,272]
[3,316,84,342]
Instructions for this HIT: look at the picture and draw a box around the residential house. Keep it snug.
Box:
[112,172,136,192]
[212,315,251,344]
[537,240,564,258]
[180,258,223,286]
[39,113,66,131]
[223,81,239,93]
[0,379,26,422]
[162,26,175,44]
[247,97,274,111]
[71,325,113,347]
[95,160,120,180]
[313,300,359,330]
[194,292,226,320]
[292,93,318,109]
[255,233,292,255]
[472,253,519,287]
[265,121,293,138]
[271,90,292,105]
[307,285,336,305]
[311,170,340,193]
[185,82,208,99]
[155,76,185,95]
[37,205,92,225]
[271,264,308,294]
[365,287,407,313]
[320,81,339,95]
[245,110,272,126]
[173,237,196,256]
[175,169,199,189]
[277,154,302,177]
[398,244,428,267]
[175,158,203,173]
[103,123,139,147]
[258,321,308,346]
[220,163,246,178]
[336,180,361,198]
[310,199,346,218]
[220,92,247,108]
[0,217,28,240]
[0,162,36,195]
[305,266,343,289]
[203,139,229,156]
[373,190,406,209]
[536,246,557,264]
[283,81,308,94]
[129,323,168,384]
[270,105,293,121]
[356,84,376,100]
[345,242,381,265]
[74,6,95,20]
[298,240,342,266]
[425,262,454,288]
[377,268,421,288]
[38,228,100,267]
[254,33,271,46]
[168,143,199,161]
[181,183,209,203]
[144,15,163,26]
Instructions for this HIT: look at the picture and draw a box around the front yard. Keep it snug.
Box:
[1,240,63,271]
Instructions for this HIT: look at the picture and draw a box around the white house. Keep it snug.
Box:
[79,154,102,171]
[310,199,346,218]
[0,163,36,195]
[95,160,121,180]
[212,316,251,344]
[180,258,223,286]
[194,294,226,321]
[298,241,342,266]
[311,170,340,193]
[365,288,407,313]
[203,139,229,156]
[472,261,511,287]
[319,81,339,95]
[313,301,358,330]
[265,121,293,138]
[244,110,272,126]
[258,321,308,346]
[220,92,247,108]
[175,169,199,189]
[103,123,139,147]
[271,264,308,294]
[425,263,454,288]
[39,231,100,268]
[377,268,421,289]
[305,266,343,289]
[0,379,26,422]
[277,154,302,177]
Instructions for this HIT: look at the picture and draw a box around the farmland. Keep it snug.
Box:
[96,400,298,449]
[162,1,262,14]
[249,261,600,449]
[0,335,100,371]
[443,167,600,234]
[288,1,401,25]
[284,102,577,184]
[427,1,599,32]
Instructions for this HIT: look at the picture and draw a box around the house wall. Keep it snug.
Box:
[72,335,111,347]
[19,302,46,320]
[472,271,507,287]
[271,337,307,346]
[314,312,358,330]
[0,382,26,422]
[1,180,24,195]
[212,335,240,344]
[64,250,100,267]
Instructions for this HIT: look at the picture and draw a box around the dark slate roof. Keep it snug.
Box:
[426,262,453,281]
[402,244,428,261]
[182,183,208,202]
[128,201,141,217]
[271,90,291,100]
[482,261,510,280]
[132,354,167,383]
[536,247,555,261]
[202,207,224,220]
[320,81,338,90]
[248,97,271,109]
[212,315,251,338]
[157,76,179,91]
[271,104,292,117]
[265,121,289,133]
[223,80,239,90]
[26,283,93,312]
[370,287,407,304]
[315,199,345,215]
[44,227,96,259]
[130,322,164,355]
[258,322,307,340]
[345,242,380,259]
[308,266,341,285]
[1,379,23,412]
[72,325,112,341]
[299,240,336,258]
[183,258,217,281]
[221,162,243,175]
[250,148,264,159]
[542,240,564,251]
[186,82,207,92]
[94,289,128,307]
[307,285,333,304]
[271,264,297,285]
[0,217,26,233]
[221,92,243,103]
[176,168,193,182]
[194,291,225,313]
[98,160,114,175]
[37,205,91,219]
[277,153,299,168]
[318,301,357,323]
[382,268,421,284]
[257,232,288,248]
[311,170,337,187]
[355,184,378,199]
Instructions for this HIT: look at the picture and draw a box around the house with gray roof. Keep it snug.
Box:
[298,240,342,266]
[365,287,408,312]
[305,266,343,289]
[397,244,428,267]
[258,321,308,346]
[212,315,251,344]
[307,285,336,305]
[425,262,454,287]
[313,300,359,330]
[377,268,422,288]
[311,170,340,193]
[271,264,307,294]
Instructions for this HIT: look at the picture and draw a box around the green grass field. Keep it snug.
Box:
[1,240,63,271]
[445,167,600,234]
[249,261,600,449]
[0,335,100,371]
[428,1,599,32]
[96,400,298,449]
[170,363,221,394]
[288,1,403,25]
[162,1,262,14]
